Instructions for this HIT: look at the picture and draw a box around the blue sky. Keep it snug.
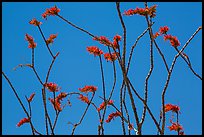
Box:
[2,2,202,135]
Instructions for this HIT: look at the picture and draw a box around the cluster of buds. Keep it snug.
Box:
[124,5,157,18]
[17,118,30,127]
[79,85,97,93]
[25,34,37,49]
[97,100,113,112]
[105,111,121,123]
[78,94,90,104]
[48,92,68,111]
[164,104,180,113]
[104,52,118,62]
[44,82,60,92]
[29,18,42,26]
[86,46,103,56]
[42,6,60,19]
[46,34,58,45]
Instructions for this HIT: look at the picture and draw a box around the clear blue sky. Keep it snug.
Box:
[2,2,202,135]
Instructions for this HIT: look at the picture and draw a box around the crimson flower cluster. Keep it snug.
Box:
[93,34,122,49]
[164,104,180,113]
[46,34,58,45]
[97,100,113,112]
[78,94,90,104]
[79,85,97,93]
[25,34,37,49]
[86,46,103,56]
[168,122,184,134]
[105,111,121,123]
[153,26,180,47]
[42,6,60,19]
[49,92,68,111]
[124,5,157,18]
[29,18,42,26]
[44,82,60,92]
[104,52,118,62]
[17,118,30,127]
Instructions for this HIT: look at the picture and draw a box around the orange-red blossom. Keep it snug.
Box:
[29,18,42,26]
[124,5,157,18]
[104,52,118,62]
[87,46,103,56]
[78,94,90,104]
[44,82,60,92]
[97,100,113,112]
[17,118,30,127]
[46,34,58,45]
[42,6,60,19]
[164,35,180,47]
[25,34,37,48]
[105,111,121,123]
[79,85,97,93]
[48,92,68,111]
[168,122,183,132]
[164,104,180,113]
[27,93,35,102]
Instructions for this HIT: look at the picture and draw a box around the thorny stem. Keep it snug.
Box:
[98,55,107,135]
[37,25,55,58]
[56,14,95,38]
[2,72,36,135]
[174,47,202,80]
[140,5,154,129]
[71,93,95,135]
[116,2,127,68]
[161,26,202,135]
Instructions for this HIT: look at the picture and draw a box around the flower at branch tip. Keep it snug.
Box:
[46,34,58,45]
[97,100,113,112]
[29,18,42,26]
[44,82,60,92]
[25,34,37,48]
[124,5,157,18]
[93,36,113,47]
[104,52,118,62]
[17,118,30,127]
[78,85,97,93]
[105,111,121,123]
[164,104,180,113]
[163,35,180,47]
[159,26,169,35]
[78,94,90,104]
[27,93,35,102]
[168,122,183,132]
[49,97,62,111]
[153,32,160,39]
[42,5,60,19]
[86,46,103,56]
[56,92,68,102]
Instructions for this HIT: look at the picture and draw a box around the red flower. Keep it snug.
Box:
[46,34,58,45]
[17,118,30,127]
[164,104,180,113]
[44,82,60,92]
[27,93,35,102]
[159,26,169,34]
[168,122,183,132]
[25,34,37,48]
[124,5,157,18]
[49,97,62,111]
[86,46,103,56]
[79,85,97,93]
[78,94,90,104]
[42,6,60,19]
[163,35,180,47]
[112,34,122,49]
[97,100,113,112]
[105,111,121,123]
[29,18,42,26]
[153,32,160,39]
[56,92,68,102]
[104,52,118,62]
[93,36,113,47]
